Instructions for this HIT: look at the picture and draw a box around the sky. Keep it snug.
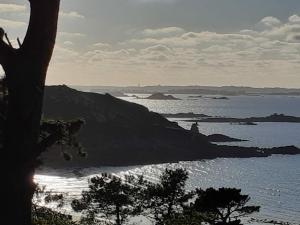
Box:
[1,0,300,87]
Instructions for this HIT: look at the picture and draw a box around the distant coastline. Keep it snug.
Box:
[185,114,300,123]
[162,113,300,123]
[72,85,300,96]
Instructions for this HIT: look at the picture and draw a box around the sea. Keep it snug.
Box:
[35,94,300,224]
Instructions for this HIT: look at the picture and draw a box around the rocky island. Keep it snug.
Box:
[39,86,300,168]
[211,96,229,100]
[144,93,180,100]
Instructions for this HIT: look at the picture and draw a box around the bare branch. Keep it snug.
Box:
[17,38,22,48]
[4,33,12,48]
[0,28,15,68]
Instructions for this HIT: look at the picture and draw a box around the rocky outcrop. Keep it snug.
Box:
[207,134,246,143]
[144,93,180,100]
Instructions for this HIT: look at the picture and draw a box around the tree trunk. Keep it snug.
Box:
[0,0,60,224]
[116,205,122,225]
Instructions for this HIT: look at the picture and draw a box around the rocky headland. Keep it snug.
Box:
[40,86,300,168]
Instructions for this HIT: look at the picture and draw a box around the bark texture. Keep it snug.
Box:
[0,0,60,224]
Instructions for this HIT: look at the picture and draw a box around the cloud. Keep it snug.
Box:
[50,14,300,87]
[58,32,86,39]
[256,16,282,30]
[84,49,132,63]
[129,0,179,3]
[142,44,173,54]
[141,27,185,38]
[262,23,300,42]
[0,18,26,29]
[60,11,85,20]
[260,16,281,26]
[0,4,26,13]
[63,41,74,46]
[93,42,112,49]
[289,15,300,24]
[202,45,232,53]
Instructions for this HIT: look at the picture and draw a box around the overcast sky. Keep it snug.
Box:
[1,0,300,87]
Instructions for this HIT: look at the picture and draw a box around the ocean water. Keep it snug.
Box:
[121,94,300,117]
[121,94,300,148]
[35,94,300,224]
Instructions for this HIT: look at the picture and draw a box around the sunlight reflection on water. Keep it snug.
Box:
[35,94,300,224]
[35,155,300,224]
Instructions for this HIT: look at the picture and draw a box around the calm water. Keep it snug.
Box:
[35,94,300,224]
[122,94,300,148]
[122,94,300,117]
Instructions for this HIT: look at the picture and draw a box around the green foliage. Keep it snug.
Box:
[193,187,260,225]
[143,168,194,224]
[71,173,145,225]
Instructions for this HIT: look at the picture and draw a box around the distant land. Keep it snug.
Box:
[72,85,300,96]
[184,114,300,123]
[162,113,300,123]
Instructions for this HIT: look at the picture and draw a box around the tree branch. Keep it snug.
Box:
[35,133,62,156]
[0,28,15,68]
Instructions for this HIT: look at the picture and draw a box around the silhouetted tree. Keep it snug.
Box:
[0,0,61,224]
[71,173,145,225]
[143,168,194,224]
[193,188,260,225]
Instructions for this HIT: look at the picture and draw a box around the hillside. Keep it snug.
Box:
[41,85,300,168]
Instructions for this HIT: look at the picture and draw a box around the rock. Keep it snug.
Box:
[207,134,246,142]
[188,95,202,98]
[145,93,180,100]
[190,122,199,134]
[211,96,229,100]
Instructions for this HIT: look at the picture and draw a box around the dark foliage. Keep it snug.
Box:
[71,173,145,225]
[193,187,260,225]
[69,169,260,225]
[142,168,194,224]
